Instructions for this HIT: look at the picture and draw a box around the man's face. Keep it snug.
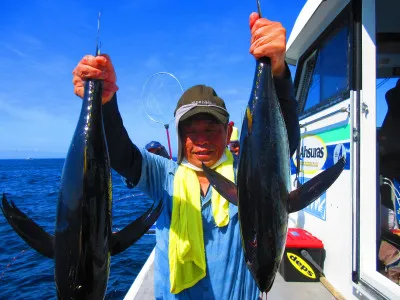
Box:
[180,113,232,168]
[229,141,240,156]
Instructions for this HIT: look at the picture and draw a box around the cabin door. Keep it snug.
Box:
[356,0,400,298]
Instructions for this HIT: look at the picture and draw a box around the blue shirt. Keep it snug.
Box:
[136,149,259,299]
[103,67,298,299]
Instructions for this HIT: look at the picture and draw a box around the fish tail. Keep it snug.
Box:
[1,193,54,259]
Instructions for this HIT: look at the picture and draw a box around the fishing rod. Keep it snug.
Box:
[257,0,262,16]
[96,10,102,56]
[301,250,346,300]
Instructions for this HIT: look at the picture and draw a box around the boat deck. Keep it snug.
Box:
[124,249,335,300]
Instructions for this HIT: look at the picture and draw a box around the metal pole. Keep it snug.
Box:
[164,124,173,159]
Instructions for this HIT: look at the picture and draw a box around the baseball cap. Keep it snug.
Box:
[145,141,163,151]
[174,85,229,124]
[174,84,230,163]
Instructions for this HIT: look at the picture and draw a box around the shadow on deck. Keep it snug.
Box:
[124,249,335,300]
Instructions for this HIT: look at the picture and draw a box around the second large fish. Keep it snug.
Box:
[203,56,345,293]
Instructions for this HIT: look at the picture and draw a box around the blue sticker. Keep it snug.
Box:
[302,177,327,221]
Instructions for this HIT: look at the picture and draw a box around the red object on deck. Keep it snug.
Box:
[285,228,324,249]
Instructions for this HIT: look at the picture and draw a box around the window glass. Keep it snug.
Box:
[297,25,350,116]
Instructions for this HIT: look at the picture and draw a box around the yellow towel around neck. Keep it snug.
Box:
[169,149,235,294]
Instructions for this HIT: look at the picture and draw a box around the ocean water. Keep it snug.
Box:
[0,159,156,299]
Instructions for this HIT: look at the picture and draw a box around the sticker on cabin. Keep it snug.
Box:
[293,135,327,175]
[286,252,316,279]
[333,143,347,164]
[302,177,326,221]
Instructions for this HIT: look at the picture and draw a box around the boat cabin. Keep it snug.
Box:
[287,0,400,298]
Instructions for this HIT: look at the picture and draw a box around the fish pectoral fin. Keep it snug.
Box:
[1,193,54,259]
[202,162,238,206]
[288,156,346,213]
[111,200,163,256]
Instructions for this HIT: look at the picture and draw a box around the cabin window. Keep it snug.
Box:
[296,24,350,118]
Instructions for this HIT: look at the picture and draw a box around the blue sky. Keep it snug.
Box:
[0,0,393,159]
[0,0,308,159]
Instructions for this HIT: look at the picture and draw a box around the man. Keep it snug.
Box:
[123,140,170,188]
[229,125,240,156]
[72,12,299,299]
[145,140,171,159]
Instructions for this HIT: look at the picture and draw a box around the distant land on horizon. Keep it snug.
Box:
[0,157,65,160]
[0,150,179,160]
[0,155,179,161]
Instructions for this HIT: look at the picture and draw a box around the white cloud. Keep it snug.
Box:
[0,96,79,156]
[4,43,29,58]
[15,33,43,50]
[143,55,166,70]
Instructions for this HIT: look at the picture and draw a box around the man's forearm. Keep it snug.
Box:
[102,94,143,185]
[273,65,300,156]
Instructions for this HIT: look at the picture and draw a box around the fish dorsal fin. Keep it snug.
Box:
[202,163,238,206]
[111,200,163,256]
[1,193,54,259]
[288,156,346,213]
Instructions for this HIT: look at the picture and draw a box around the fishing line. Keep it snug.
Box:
[96,10,102,55]
[376,76,396,90]
[382,181,400,201]
[112,194,155,234]
[382,177,400,200]
[381,177,400,229]
[0,248,30,281]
